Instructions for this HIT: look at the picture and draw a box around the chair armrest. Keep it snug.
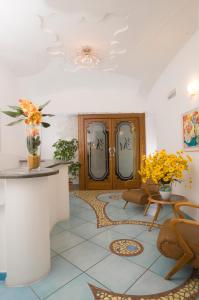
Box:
[150,192,160,197]
[174,201,199,219]
[169,218,199,228]
[169,218,199,255]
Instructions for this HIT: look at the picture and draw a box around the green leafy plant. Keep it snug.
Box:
[27,135,41,155]
[52,138,80,178]
[69,162,81,179]
[53,139,78,160]
[159,184,172,192]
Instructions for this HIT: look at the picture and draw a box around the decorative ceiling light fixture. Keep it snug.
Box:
[39,13,128,72]
[74,46,101,67]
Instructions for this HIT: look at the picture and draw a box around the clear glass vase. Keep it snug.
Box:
[26,124,41,170]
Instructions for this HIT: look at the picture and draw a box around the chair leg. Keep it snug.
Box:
[148,204,161,231]
[144,202,150,216]
[123,201,128,209]
[165,252,193,280]
[171,204,178,218]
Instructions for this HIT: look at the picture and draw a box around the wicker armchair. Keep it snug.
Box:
[157,202,199,279]
[122,183,159,209]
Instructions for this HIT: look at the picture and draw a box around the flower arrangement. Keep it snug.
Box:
[2,99,53,127]
[139,150,192,190]
[27,127,41,155]
[2,99,54,170]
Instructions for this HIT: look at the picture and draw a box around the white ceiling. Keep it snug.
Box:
[0,0,198,94]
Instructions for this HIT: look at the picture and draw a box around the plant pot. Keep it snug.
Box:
[159,190,172,200]
[26,124,41,170]
[159,184,172,200]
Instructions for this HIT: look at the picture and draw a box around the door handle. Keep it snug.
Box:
[109,147,115,157]
[112,147,115,157]
[109,147,112,157]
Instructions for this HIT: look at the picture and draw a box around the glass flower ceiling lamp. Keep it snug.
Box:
[74,46,101,67]
[39,13,128,72]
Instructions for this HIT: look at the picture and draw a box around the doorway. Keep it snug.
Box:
[78,113,145,190]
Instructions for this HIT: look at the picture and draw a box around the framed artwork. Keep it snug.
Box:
[183,108,199,151]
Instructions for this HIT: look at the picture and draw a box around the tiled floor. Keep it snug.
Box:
[0,192,192,299]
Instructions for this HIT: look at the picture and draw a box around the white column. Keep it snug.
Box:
[48,165,70,231]
[56,165,70,221]
[5,177,50,286]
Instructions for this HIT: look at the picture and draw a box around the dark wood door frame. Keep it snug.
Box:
[78,113,146,190]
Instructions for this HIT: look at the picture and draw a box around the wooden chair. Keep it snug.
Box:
[122,182,159,209]
[157,201,199,280]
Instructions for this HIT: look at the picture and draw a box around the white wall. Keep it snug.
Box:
[0,61,25,157]
[147,29,199,219]
[0,62,23,271]
[39,88,146,158]
[18,67,147,158]
[0,59,148,159]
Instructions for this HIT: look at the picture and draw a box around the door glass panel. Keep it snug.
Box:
[87,122,109,181]
[115,121,136,180]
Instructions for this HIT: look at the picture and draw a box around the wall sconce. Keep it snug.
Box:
[187,80,199,96]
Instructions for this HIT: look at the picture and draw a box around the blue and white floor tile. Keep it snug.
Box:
[0,284,38,300]
[87,254,146,293]
[0,191,193,299]
[126,269,177,295]
[90,229,134,250]
[50,231,85,253]
[46,273,106,300]
[149,255,193,285]
[68,221,106,240]
[61,240,109,271]
[31,256,82,299]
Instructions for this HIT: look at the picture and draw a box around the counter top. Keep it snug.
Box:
[0,167,59,179]
[20,159,73,168]
[0,160,72,179]
[41,160,73,168]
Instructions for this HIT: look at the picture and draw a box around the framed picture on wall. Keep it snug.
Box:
[183,108,199,151]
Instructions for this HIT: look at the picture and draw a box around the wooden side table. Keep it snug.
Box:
[144,194,187,231]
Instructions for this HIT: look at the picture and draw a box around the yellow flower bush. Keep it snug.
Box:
[139,149,192,186]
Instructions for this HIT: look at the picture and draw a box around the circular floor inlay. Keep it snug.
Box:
[109,239,144,257]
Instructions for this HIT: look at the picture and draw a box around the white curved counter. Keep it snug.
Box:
[0,161,70,287]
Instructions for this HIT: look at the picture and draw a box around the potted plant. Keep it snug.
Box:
[1,99,54,170]
[69,162,81,183]
[139,149,192,200]
[52,138,80,183]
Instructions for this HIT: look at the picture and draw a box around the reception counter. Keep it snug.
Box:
[0,161,71,286]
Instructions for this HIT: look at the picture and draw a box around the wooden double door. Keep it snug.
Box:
[78,114,145,190]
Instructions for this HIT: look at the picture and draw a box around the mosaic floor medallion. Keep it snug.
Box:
[109,239,144,257]
[89,269,199,300]
[72,191,199,299]
[75,190,160,229]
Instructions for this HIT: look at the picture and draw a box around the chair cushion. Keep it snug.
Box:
[122,189,148,205]
[157,219,183,260]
